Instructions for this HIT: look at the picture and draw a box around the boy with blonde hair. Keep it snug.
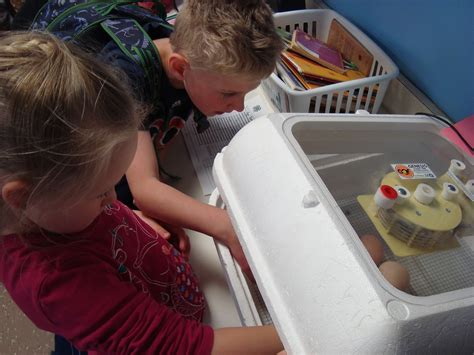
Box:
[27,0,283,273]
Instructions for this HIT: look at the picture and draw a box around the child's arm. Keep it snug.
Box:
[133,209,191,258]
[24,253,281,354]
[126,132,251,276]
[213,325,283,354]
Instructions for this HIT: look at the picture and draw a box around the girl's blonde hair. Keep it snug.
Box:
[0,32,143,230]
[170,0,283,79]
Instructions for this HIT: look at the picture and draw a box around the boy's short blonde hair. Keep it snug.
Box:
[170,0,283,79]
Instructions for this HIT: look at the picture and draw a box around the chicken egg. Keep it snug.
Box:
[360,234,385,266]
[379,261,410,291]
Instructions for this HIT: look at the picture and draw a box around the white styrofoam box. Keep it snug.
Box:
[210,190,273,327]
[263,10,399,114]
[211,113,474,354]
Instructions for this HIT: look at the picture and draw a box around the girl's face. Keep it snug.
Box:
[24,134,138,235]
[183,68,261,117]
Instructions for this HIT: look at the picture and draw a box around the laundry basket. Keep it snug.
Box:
[263,9,399,114]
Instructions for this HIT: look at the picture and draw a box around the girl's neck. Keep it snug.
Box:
[1,224,32,237]
[0,215,38,237]
[0,210,19,236]
[0,227,15,236]
[153,38,185,89]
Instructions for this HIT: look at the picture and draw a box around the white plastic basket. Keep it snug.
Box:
[263,9,399,114]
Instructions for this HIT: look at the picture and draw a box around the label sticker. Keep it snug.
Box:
[391,163,437,180]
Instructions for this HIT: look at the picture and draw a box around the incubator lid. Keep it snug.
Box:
[212,113,474,353]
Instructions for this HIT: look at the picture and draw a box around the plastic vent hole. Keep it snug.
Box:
[397,187,407,196]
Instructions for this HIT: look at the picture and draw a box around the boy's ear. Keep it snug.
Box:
[2,180,30,210]
[168,53,189,81]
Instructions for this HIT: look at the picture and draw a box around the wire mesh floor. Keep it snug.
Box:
[339,197,474,297]
[247,279,273,325]
[227,196,474,326]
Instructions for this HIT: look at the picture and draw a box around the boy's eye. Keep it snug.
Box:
[222,92,236,98]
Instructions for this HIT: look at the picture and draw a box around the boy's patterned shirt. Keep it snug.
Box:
[100,40,210,150]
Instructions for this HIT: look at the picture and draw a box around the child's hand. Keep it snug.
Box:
[218,211,254,281]
[160,223,191,259]
[133,209,171,238]
[226,232,254,281]
[133,210,191,258]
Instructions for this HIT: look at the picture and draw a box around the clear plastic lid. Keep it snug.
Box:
[288,116,474,296]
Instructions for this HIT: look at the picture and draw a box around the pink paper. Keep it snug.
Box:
[293,30,344,70]
[441,115,474,157]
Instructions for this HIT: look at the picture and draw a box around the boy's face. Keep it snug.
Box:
[24,134,138,235]
[183,68,261,117]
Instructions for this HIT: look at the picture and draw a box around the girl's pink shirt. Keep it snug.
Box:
[0,201,213,354]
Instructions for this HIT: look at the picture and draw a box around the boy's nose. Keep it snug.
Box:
[227,97,245,112]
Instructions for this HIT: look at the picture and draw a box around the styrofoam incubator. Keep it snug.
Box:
[209,113,474,354]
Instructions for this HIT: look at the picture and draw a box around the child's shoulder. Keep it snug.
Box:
[0,229,122,332]
[0,202,157,295]
[0,202,133,275]
[0,232,96,313]
[0,229,112,283]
